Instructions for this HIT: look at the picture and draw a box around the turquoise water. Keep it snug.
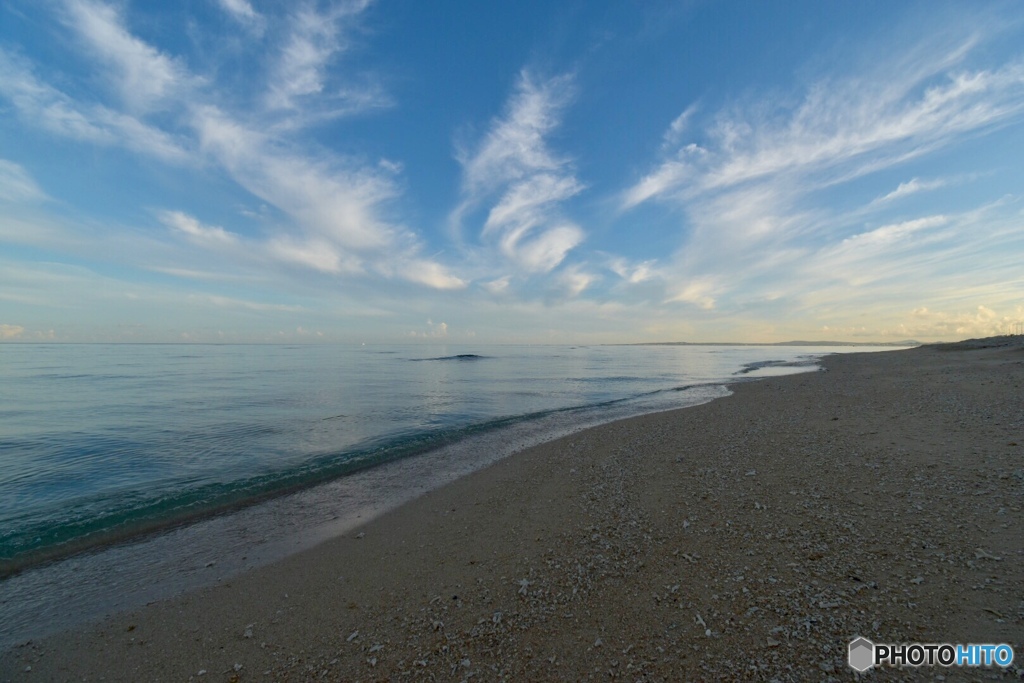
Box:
[0,343,866,571]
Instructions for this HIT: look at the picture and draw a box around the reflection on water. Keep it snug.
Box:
[0,342,901,648]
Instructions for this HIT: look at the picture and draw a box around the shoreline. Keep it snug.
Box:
[3,342,1022,680]
[2,382,737,581]
[2,366,754,580]
[0,343,865,585]
[0,378,736,651]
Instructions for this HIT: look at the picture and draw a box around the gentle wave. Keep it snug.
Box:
[0,382,719,573]
[0,343,870,579]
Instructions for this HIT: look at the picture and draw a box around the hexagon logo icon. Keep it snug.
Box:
[848,637,875,672]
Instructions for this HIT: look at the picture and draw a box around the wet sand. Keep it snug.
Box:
[2,339,1022,681]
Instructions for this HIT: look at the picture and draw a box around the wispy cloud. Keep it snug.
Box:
[873,177,950,204]
[459,71,576,195]
[619,30,1024,319]
[2,0,461,294]
[0,160,47,203]
[0,50,192,163]
[264,235,361,274]
[189,293,305,313]
[25,0,458,291]
[555,265,597,299]
[665,278,717,310]
[773,198,1024,337]
[662,104,699,151]
[190,104,463,287]
[801,215,952,288]
[394,259,467,290]
[5,2,1022,342]
[455,70,585,274]
[195,106,394,250]
[626,55,1024,210]
[62,0,195,112]
[481,276,511,295]
[835,215,949,251]
[159,210,240,247]
[265,0,388,123]
[149,266,251,281]
[607,257,657,284]
[269,5,345,109]
[885,304,1023,338]
[216,0,265,33]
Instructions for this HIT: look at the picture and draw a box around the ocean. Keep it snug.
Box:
[0,342,894,647]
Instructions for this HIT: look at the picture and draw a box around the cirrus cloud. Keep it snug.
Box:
[454,70,586,276]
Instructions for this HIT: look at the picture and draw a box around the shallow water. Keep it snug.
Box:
[0,343,896,647]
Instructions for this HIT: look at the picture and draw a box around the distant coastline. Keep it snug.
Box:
[617,339,921,347]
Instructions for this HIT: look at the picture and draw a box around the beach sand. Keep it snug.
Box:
[2,340,1022,681]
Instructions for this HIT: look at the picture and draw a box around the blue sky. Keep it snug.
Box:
[2,0,1023,343]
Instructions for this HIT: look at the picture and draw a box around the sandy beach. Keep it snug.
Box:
[2,340,1022,681]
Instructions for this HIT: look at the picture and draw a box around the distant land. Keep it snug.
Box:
[620,340,922,347]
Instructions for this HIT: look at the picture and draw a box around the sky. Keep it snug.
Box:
[1,0,1024,344]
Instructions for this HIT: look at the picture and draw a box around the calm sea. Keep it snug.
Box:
[0,342,895,647]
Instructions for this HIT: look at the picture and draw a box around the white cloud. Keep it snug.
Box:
[712,66,1024,192]
[269,6,340,108]
[97,109,193,162]
[483,174,582,236]
[159,210,239,247]
[509,223,584,273]
[191,105,462,288]
[216,0,265,32]
[0,50,191,163]
[455,70,585,273]
[63,0,194,111]
[666,279,717,310]
[608,257,658,284]
[193,105,395,251]
[557,265,597,298]
[875,177,950,203]
[409,319,448,338]
[884,304,1020,338]
[838,215,948,250]
[265,236,355,274]
[482,275,511,295]
[459,71,575,194]
[628,56,1024,211]
[0,160,47,203]
[0,324,26,340]
[663,104,699,149]
[1,3,463,299]
[770,198,1024,334]
[266,0,386,119]
[801,215,952,288]
[617,31,1024,321]
[398,259,467,290]
[621,150,698,209]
